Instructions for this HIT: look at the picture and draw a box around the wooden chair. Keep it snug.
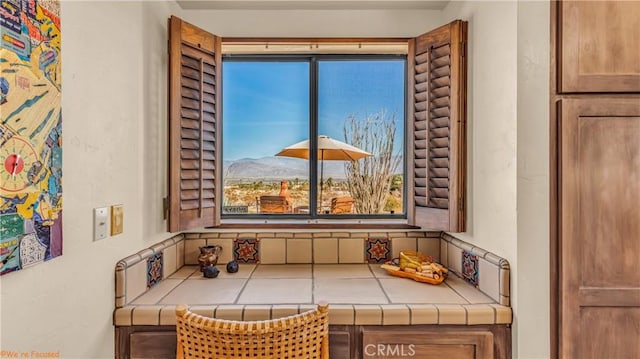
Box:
[175,303,329,359]
[257,195,292,213]
[330,196,354,214]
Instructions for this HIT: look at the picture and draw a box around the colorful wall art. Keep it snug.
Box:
[0,0,62,275]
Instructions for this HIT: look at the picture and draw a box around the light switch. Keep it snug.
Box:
[94,207,109,241]
[111,204,124,236]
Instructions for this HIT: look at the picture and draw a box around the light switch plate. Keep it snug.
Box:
[111,204,124,236]
[94,207,109,241]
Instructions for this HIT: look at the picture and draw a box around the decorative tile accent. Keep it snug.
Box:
[147,252,163,288]
[365,238,391,264]
[234,238,260,263]
[462,250,479,287]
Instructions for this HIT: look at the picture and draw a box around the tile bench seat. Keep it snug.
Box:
[114,264,511,326]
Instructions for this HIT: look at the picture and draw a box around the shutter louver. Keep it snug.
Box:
[168,16,221,232]
[408,20,467,232]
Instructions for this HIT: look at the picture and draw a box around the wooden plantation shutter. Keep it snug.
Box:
[168,16,221,232]
[408,20,467,232]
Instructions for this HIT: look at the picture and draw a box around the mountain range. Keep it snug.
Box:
[223,156,403,181]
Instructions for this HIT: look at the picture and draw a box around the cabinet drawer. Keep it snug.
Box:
[362,328,493,359]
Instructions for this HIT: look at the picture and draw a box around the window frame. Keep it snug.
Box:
[221,54,409,221]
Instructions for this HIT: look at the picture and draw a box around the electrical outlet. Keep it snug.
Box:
[111,204,124,236]
[94,207,109,241]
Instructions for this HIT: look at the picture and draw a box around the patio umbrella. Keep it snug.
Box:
[275,135,372,208]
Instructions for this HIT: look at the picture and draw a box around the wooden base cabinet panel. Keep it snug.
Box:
[116,324,510,359]
[361,327,501,359]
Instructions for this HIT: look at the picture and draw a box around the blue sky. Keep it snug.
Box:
[222,59,405,160]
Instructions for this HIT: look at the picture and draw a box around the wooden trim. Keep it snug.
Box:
[168,16,183,233]
[222,37,411,44]
[549,2,559,359]
[210,223,420,230]
[411,20,467,232]
[198,57,205,217]
[214,36,223,226]
[406,38,416,226]
[167,16,221,232]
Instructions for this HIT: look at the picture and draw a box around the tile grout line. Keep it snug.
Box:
[145,270,195,305]
[368,264,392,304]
[234,264,258,305]
[443,280,472,305]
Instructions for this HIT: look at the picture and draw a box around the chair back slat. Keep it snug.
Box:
[176,304,329,358]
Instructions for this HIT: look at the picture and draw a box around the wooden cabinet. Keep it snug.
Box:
[116,324,510,359]
[558,98,640,359]
[552,1,640,358]
[558,1,640,93]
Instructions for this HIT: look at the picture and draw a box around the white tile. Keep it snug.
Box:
[479,257,500,302]
[391,237,417,259]
[206,238,234,264]
[313,238,338,263]
[379,278,467,304]
[184,239,205,265]
[417,238,440,262]
[260,238,286,264]
[440,239,448,266]
[162,244,177,278]
[314,279,388,304]
[251,264,311,278]
[313,264,373,278]
[369,264,395,278]
[338,238,365,263]
[286,238,312,263]
[132,279,183,305]
[126,261,147,302]
[159,279,246,305]
[177,240,185,268]
[189,264,256,279]
[447,242,462,275]
[238,279,312,304]
[445,275,494,304]
[169,266,199,279]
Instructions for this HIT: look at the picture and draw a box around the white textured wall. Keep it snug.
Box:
[442,1,549,358]
[516,1,550,358]
[0,2,550,358]
[181,8,442,37]
[0,1,181,358]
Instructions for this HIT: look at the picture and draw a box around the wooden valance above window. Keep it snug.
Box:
[222,41,408,55]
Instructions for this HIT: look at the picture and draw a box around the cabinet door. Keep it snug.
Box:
[129,332,176,359]
[559,1,640,93]
[329,327,353,359]
[559,98,640,359]
[362,329,493,359]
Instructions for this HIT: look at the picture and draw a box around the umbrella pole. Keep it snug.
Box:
[319,149,324,213]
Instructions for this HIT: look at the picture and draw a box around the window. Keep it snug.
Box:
[222,57,406,218]
[167,16,467,232]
